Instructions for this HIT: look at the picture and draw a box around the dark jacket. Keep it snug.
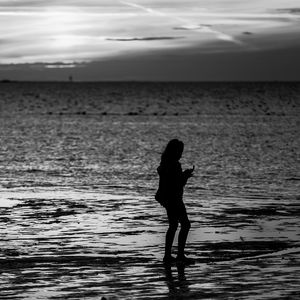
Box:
[155,159,189,207]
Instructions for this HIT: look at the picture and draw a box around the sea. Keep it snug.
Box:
[0,82,299,299]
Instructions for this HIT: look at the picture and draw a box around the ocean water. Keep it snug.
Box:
[0,82,299,299]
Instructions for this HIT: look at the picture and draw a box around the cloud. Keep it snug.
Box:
[120,0,241,44]
[173,25,206,30]
[120,1,165,16]
[173,24,217,31]
[3,42,300,81]
[106,36,184,41]
[276,8,300,14]
[0,0,300,69]
[0,61,84,71]
[44,62,85,68]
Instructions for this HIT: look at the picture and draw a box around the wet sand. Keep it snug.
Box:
[0,187,299,299]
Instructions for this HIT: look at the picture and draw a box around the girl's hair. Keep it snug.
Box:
[161,139,184,161]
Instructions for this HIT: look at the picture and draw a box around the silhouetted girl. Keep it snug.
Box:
[155,139,194,264]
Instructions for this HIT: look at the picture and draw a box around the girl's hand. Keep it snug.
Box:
[184,165,195,178]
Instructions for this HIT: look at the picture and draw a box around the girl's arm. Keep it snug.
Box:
[182,165,194,185]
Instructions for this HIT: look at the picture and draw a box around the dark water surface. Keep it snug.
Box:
[0,82,299,299]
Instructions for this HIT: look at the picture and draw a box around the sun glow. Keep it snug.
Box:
[42,9,82,48]
[0,0,300,66]
[50,34,83,49]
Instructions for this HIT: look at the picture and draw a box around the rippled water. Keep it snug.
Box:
[0,82,299,299]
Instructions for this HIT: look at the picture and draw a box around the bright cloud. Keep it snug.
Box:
[0,0,300,65]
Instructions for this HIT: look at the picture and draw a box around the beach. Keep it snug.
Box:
[0,82,299,299]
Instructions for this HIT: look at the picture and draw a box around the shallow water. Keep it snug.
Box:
[0,82,299,299]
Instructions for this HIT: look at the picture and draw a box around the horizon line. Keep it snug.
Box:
[1,79,300,84]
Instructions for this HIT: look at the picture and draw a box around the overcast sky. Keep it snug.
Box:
[0,0,300,81]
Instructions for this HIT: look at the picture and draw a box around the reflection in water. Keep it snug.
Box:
[164,263,190,298]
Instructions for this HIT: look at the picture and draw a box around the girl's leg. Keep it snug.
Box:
[164,223,178,258]
[164,208,178,260]
[177,205,191,258]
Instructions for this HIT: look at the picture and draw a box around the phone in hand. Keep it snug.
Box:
[186,165,195,177]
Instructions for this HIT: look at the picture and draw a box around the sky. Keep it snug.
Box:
[0,0,300,81]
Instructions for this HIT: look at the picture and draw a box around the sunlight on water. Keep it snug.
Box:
[0,198,21,208]
[0,187,141,202]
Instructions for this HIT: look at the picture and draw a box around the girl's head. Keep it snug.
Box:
[161,139,184,162]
